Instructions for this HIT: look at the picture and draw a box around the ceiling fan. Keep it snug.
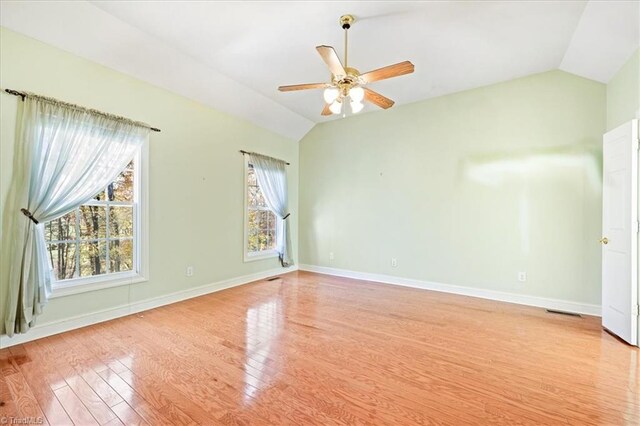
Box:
[278,14,415,116]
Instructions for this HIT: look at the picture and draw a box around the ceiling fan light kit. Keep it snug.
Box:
[278,14,414,117]
[329,100,343,115]
[350,99,364,113]
[323,87,339,104]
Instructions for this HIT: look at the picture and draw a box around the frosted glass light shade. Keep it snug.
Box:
[323,88,339,104]
[329,100,343,114]
[349,87,364,102]
[350,101,364,113]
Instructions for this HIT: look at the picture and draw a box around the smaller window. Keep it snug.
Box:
[244,160,279,261]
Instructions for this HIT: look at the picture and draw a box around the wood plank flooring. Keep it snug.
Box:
[1,271,638,425]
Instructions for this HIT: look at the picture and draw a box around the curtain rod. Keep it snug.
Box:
[239,150,290,165]
[3,88,161,133]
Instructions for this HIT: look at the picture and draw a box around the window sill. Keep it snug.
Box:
[244,250,279,263]
[50,272,148,299]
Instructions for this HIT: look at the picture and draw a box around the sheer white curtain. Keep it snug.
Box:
[248,153,293,267]
[4,95,148,336]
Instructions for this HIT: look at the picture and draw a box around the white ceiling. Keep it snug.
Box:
[560,1,640,83]
[1,1,638,141]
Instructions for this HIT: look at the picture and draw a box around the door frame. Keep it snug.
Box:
[637,118,640,347]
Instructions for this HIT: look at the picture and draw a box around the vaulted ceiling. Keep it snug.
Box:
[1,1,638,141]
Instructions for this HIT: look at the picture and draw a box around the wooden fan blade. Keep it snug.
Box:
[359,61,414,84]
[364,88,395,109]
[316,45,346,77]
[321,104,332,116]
[278,83,329,92]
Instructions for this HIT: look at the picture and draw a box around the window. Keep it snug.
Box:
[244,159,278,261]
[44,145,148,296]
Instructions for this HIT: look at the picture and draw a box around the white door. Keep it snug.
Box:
[602,119,638,346]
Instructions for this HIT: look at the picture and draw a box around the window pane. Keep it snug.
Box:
[267,211,276,231]
[249,187,267,208]
[259,211,271,232]
[47,242,77,280]
[109,206,133,237]
[109,239,133,273]
[108,160,134,202]
[256,192,267,208]
[248,230,259,252]
[45,211,76,242]
[248,209,258,231]
[79,241,107,277]
[267,230,276,250]
[248,186,259,208]
[247,165,257,186]
[45,159,140,284]
[258,231,269,251]
[79,206,106,239]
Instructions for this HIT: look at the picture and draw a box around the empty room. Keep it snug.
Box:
[0,1,639,425]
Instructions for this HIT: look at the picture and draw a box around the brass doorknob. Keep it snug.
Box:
[599,237,609,245]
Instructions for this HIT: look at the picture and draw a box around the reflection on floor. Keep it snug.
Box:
[0,271,638,425]
[244,297,281,404]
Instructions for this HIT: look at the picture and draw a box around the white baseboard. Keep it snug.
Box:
[299,264,601,317]
[1,266,297,348]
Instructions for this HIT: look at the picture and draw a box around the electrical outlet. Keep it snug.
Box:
[518,272,527,282]
[186,266,194,277]
[391,258,398,268]
[329,252,334,261]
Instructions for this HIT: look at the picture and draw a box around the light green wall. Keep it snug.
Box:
[300,70,606,305]
[607,49,640,131]
[0,28,298,335]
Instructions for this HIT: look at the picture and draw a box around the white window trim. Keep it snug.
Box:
[243,156,279,262]
[50,138,150,298]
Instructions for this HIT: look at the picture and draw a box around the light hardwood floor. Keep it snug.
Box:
[1,271,638,425]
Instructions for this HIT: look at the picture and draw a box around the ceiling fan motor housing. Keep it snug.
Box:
[333,67,361,87]
[340,14,354,29]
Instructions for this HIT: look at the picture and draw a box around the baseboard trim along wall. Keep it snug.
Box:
[298,264,602,317]
[0,266,298,348]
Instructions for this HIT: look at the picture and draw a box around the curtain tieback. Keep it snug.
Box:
[282,213,291,220]
[20,208,39,225]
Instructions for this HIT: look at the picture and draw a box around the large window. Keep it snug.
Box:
[44,148,147,295]
[244,160,278,261]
